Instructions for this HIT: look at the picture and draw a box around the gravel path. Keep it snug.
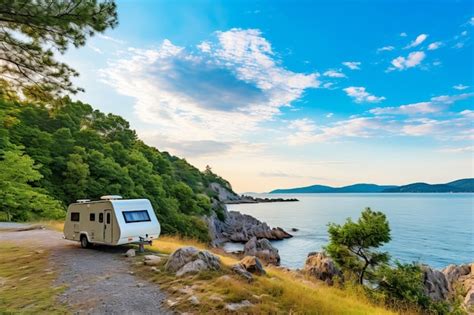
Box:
[0,224,171,314]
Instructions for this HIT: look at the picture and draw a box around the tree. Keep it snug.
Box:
[0,0,117,97]
[325,208,391,284]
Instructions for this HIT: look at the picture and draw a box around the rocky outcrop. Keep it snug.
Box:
[223,211,292,242]
[209,182,240,202]
[165,247,221,276]
[232,256,266,281]
[422,265,451,300]
[243,237,280,265]
[442,263,473,311]
[303,252,342,285]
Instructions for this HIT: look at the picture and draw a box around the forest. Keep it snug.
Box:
[0,85,231,242]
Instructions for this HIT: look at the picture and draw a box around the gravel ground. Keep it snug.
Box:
[0,224,171,314]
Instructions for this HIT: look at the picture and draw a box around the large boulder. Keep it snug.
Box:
[165,247,221,276]
[422,265,450,301]
[244,237,280,265]
[303,252,342,285]
[443,263,474,311]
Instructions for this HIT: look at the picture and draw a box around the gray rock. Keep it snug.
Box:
[232,263,253,282]
[166,247,221,277]
[124,249,135,257]
[442,264,471,289]
[244,237,280,265]
[422,265,450,301]
[225,300,252,311]
[144,255,162,266]
[165,247,199,273]
[235,256,265,276]
[188,295,200,305]
[303,252,342,286]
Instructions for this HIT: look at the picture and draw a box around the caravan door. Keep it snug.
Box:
[104,209,113,244]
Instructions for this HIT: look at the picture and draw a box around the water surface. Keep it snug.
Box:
[226,193,473,269]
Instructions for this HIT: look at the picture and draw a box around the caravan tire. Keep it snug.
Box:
[80,235,90,248]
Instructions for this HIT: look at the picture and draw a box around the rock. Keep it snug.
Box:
[35,249,44,254]
[442,263,474,311]
[225,300,252,311]
[136,283,144,288]
[422,265,450,301]
[442,264,471,289]
[165,247,200,273]
[464,288,474,311]
[209,294,224,302]
[167,299,179,307]
[188,295,200,305]
[303,252,342,286]
[124,249,135,257]
[166,247,220,276]
[291,228,299,232]
[235,256,266,276]
[150,267,159,272]
[176,259,207,277]
[144,255,162,266]
[232,263,254,282]
[243,237,280,265]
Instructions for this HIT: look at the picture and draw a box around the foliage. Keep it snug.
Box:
[325,207,391,284]
[0,93,233,242]
[0,0,117,97]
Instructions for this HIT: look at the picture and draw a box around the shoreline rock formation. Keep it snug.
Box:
[303,251,342,286]
[243,237,280,266]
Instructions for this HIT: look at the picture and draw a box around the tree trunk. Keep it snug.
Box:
[359,261,369,284]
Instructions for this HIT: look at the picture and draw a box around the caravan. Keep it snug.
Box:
[64,196,161,248]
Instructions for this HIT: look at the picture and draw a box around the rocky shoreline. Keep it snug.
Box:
[224,195,299,204]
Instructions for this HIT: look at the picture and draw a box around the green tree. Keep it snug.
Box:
[0,150,64,220]
[325,208,391,284]
[0,0,117,97]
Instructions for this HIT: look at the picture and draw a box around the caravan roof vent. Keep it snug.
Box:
[100,195,123,200]
[77,199,91,203]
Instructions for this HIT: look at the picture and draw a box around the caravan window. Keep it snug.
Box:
[71,212,80,222]
[122,210,151,223]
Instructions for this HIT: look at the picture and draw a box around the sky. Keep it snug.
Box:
[62,0,474,193]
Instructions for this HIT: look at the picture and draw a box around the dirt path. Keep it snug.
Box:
[0,224,171,314]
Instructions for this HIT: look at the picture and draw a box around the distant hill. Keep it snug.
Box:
[270,179,474,193]
[383,178,474,193]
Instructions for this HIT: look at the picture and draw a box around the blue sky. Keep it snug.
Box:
[63,0,473,192]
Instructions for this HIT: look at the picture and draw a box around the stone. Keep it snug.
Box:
[291,228,299,232]
[144,255,162,266]
[303,252,342,285]
[422,265,450,301]
[442,264,471,289]
[232,263,253,282]
[124,249,135,257]
[225,300,252,311]
[166,247,221,276]
[188,295,200,305]
[150,267,159,272]
[136,283,144,288]
[209,294,224,302]
[244,237,280,265]
[236,256,265,275]
[167,299,179,307]
[165,247,199,273]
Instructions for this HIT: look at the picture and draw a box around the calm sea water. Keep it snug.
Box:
[226,193,474,269]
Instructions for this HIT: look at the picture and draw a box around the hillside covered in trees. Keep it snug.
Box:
[0,88,233,242]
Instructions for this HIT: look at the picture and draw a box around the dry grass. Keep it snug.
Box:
[137,236,397,314]
[0,243,66,314]
[34,220,65,232]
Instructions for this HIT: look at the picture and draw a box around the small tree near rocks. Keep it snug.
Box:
[325,207,391,284]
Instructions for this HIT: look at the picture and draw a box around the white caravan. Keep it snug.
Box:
[64,196,161,248]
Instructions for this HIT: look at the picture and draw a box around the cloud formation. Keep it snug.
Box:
[405,34,428,48]
[323,69,346,78]
[377,46,395,52]
[343,86,386,103]
[428,41,442,50]
[389,51,426,71]
[101,29,319,155]
[342,61,361,70]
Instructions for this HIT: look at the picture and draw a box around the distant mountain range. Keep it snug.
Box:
[269,178,474,194]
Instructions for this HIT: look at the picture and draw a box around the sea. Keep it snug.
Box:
[225,193,474,269]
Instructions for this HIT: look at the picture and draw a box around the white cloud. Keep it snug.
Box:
[388,51,425,71]
[88,44,103,54]
[400,32,407,37]
[101,29,319,152]
[469,17,474,26]
[343,86,386,103]
[322,82,335,89]
[377,46,395,52]
[97,34,126,45]
[323,69,346,78]
[197,41,211,52]
[405,34,428,48]
[342,61,361,70]
[461,31,468,36]
[370,93,473,115]
[439,146,474,153]
[428,41,442,50]
[326,113,334,118]
[453,84,469,90]
[453,42,465,49]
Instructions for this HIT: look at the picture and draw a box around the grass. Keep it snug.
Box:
[137,236,398,314]
[0,243,66,314]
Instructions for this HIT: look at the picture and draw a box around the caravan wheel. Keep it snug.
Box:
[80,235,90,248]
